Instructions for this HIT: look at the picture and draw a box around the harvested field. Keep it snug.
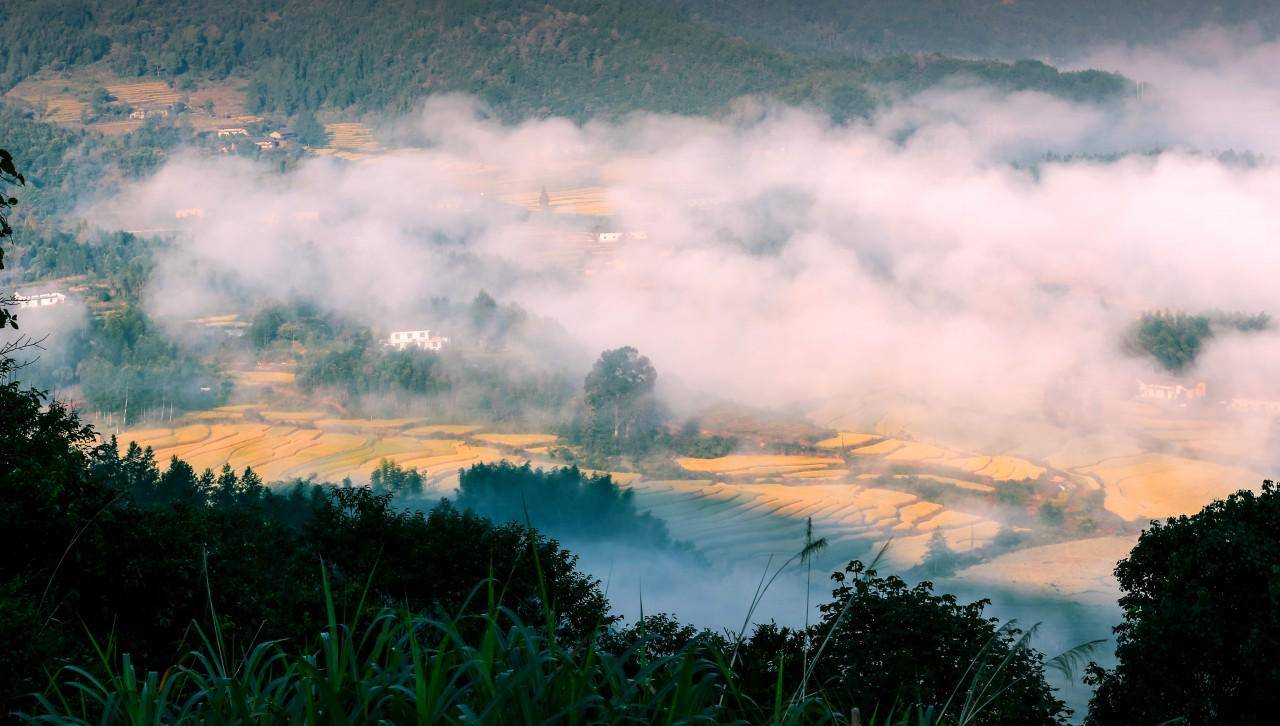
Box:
[954,536,1138,604]
[323,122,380,152]
[675,454,843,476]
[232,369,297,385]
[105,81,180,106]
[626,479,995,567]
[1079,453,1260,521]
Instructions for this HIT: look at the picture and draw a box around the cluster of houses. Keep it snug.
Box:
[128,106,170,120]
[1136,379,1207,403]
[385,329,449,352]
[12,291,67,309]
[1136,379,1280,416]
[216,128,295,154]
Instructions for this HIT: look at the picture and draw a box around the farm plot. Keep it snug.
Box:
[113,420,524,488]
[675,455,843,477]
[1078,453,1260,521]
[624,479,996,568]
[105,81,180,106]
[954,535,1138,604]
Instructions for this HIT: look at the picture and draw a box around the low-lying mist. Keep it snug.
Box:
[89,29,1280,462]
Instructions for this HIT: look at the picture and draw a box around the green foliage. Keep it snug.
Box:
[576,346,664,457]
[369,457,424,497]
[455,462,677,550]
[0,370,608,707]
[730,561,1071,724]
[1085,480,1280,724]
[1126,310,1271,374]
[921,529,961,577]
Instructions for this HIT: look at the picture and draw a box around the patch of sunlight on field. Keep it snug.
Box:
[1080,453,1261,521]
[473,433,559,447]
[675,454,842,475]
[815,432,880,449]
[955,535,1138,603]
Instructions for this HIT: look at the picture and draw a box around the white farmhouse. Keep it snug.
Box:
[386,329,449,352]
[14,292,67,309]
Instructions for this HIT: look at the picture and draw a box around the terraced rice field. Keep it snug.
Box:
[4,79,85,122]
[116,418,526,489]
[836,434,1047,483]
[675,455,843,476]
[105,81,181,106]
[324,122,381,151]
[954,535,1138,604]
[231,370,296,386]
[622,479,997,569]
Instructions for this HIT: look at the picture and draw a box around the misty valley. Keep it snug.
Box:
[5,2,1280,724]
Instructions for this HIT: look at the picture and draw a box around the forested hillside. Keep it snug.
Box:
[0,0,1131,122]
[683,0,1280,59]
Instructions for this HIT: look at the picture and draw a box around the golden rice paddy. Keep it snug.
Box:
[1079,453,1260,521]
[115,419,531,489]
[955,536,1138,603]
[675,454,843,476]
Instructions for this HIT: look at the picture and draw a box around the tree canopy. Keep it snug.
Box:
[1085,480,1280,724]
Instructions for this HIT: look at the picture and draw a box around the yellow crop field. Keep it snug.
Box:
[816,432,880,449]
[849,438,907,457]
[324,122,380,151]
[955,536,1138,604]
[900,474,995,493]
[943,455,1043,481]
[782,468,850,480]
[885,442,951,462]
[232,370,296,385]
[1080,453,1260,521]
[675,454,843,475]
[106,81,180,106]
[473,433,559,447]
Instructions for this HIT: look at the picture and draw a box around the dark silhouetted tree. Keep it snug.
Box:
[1085,480,1280,725]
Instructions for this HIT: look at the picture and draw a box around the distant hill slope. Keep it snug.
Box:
[681,0,1280,59]
[0,0,1132,121]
